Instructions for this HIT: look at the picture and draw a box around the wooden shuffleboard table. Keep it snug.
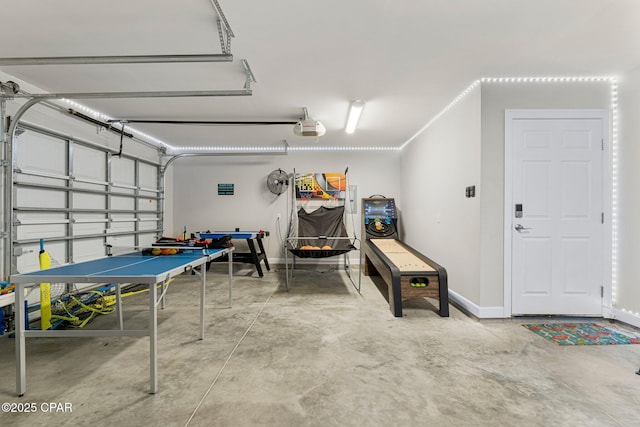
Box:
[363,238,449,317]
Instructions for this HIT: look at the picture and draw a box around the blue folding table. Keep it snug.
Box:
[198,231,270,277]
[10,247,233,396]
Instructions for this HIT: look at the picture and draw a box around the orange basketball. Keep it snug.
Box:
[161,248,171,255]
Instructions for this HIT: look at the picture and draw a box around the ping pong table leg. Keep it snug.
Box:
[199,264,206,340]
[116,283,123,330]
[15,284,26,396]
[149,282,158,394]
[160,281,166,309]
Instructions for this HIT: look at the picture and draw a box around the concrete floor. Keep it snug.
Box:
[0,263,639,427]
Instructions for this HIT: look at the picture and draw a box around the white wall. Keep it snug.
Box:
[399,87,482,303]
[169,150,402,263]
[616,67,640,322]
[398,80,612,317]
[480,81,611,309]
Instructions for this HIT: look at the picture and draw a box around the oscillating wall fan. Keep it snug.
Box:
[267,168,289,195]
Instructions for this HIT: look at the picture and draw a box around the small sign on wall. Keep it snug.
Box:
[218,183,234,195]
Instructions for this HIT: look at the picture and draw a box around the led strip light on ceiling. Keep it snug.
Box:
[289,146,398,151]
[60,100,401,153]
[62,99,172,152]
[399,75,620,314]
[178,145,287,153]
[62,76,616,155]
[60,77,624,317]
[400,76,614,150]
[399,80,482,151]
[176,145,400,152]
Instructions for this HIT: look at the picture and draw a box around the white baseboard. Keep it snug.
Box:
[448,289,506,319]
[613,308,640,329]
[448,290,640,324]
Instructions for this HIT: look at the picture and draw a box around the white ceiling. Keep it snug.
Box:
[1,0,639,150]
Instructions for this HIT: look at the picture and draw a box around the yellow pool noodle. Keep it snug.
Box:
[39,249,52,330]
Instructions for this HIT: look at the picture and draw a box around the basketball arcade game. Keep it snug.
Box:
[361,197,449,317]
[285,170,359,291]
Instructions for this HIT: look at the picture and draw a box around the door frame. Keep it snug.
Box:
[503,109,612,317]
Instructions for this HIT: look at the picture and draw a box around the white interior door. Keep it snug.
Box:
[510,115,604,315]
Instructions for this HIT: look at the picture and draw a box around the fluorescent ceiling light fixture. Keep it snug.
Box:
[345,100,365,134]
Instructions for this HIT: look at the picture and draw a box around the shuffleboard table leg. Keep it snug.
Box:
[438,269,449,317]
[390,275,403,317]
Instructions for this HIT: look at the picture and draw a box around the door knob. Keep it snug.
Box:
[514,224,532,232]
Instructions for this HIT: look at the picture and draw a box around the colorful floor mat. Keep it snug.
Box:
[523,322,640,345]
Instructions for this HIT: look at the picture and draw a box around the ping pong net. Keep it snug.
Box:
[106,235,232,257]
[155,235,233,249]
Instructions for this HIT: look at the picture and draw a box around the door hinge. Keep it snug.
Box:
[601,139,604,151]
[601,286,604,298]
[601,212,604,224]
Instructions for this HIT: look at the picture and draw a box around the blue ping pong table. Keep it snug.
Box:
[10,247,233,396]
